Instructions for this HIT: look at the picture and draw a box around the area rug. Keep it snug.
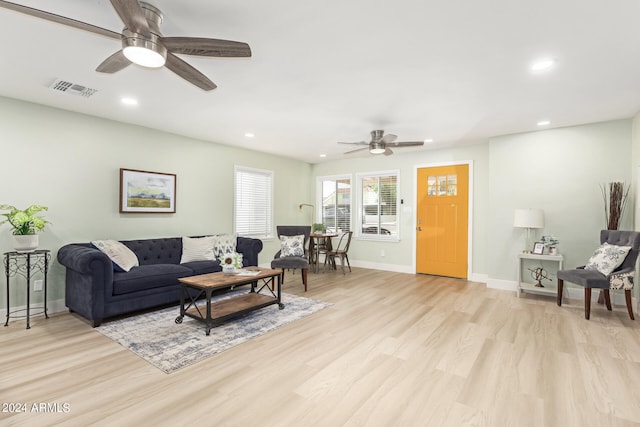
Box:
[96,290,331,373]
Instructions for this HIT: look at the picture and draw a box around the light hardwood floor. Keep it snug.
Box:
[2,268,640,426]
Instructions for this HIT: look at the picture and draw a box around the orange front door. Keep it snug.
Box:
[416,164,469,278]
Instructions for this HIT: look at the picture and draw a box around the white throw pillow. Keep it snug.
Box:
[213,233,237,258]
[280,234,305,257]
[180,236,216,263]
[584,242,632,276]
[91,240,139,272]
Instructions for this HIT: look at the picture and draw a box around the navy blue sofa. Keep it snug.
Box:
[57,236,263,327]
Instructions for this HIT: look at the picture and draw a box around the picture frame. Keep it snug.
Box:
[532,241,545,255]
[120,168,176,213]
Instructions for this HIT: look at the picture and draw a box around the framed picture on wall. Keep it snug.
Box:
[532,241,545,255]
[120,168,176,213]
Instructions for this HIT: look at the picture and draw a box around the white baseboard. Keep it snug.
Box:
[0,298,66,322]
[486,278,517,292]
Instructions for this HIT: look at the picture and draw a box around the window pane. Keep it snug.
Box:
[234,167,273,238]
[320,177,351,232]
[447,174,457,196]
[427,175,436,196]
[359,172,398,237]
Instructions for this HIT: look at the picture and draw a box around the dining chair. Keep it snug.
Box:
[270,225,311,291]
[557,230,640,320]
[324,231,352,274]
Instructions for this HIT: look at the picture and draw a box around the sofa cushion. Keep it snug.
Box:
[181,260,221,275]
[280,234,305,257]
[213,233,237,258]
[91,240,139,272]
[180,236,216,263]
[113,264,193,295]
[584,242,631,276]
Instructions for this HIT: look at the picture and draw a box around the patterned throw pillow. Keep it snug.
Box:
[180,236,216,263]
[280,235,305,257]
[91,240,139,272]
[584,243,632,276]
[213,233,237,258]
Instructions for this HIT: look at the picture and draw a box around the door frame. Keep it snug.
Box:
[413,160,474,278]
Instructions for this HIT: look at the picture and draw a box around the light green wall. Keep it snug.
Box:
[311,143,490,276]
[2,93,637,313]
[488,120,632,286]
[0,96,311,310]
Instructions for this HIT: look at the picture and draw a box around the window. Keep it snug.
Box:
[234,166,273,239]
[357,171,399,240]
[317,175,351,232]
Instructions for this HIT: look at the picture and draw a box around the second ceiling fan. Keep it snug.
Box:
[339,130,424,156]
[0,0,252,91]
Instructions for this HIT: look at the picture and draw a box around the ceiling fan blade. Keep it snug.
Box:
[96,50,131,73]
[162,37,251,57]
[387,141,425,147]
[344,147,370,155]
[383,148,394,156]
[165,53,217,91]
[0,0,120,40]
[109,0,150,37]
[338,141,368,145]
[382,133,397,143]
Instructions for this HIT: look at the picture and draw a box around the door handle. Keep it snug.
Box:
[416,227,422,231]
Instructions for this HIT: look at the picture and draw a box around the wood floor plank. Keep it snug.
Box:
[2,267,640,426]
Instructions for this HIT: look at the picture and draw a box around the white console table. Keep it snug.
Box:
[517,253,564,298]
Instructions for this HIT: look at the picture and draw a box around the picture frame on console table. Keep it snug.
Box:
[120,168,176,213]
[532,241,545,255]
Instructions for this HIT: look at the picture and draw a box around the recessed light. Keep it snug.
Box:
[244,133,255,138]
[530,59,555,72]
[319,154,327,158]
[121,97,138,106]
[537,120,551,126]
[424,138,434,143]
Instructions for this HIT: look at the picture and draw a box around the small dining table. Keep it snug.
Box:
[308,232,338,273]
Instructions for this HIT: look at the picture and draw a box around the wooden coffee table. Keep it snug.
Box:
[175,267,284,335]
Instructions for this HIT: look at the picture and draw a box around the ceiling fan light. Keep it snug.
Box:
[123,46,166,68]
[369,141,386,154]
[122,32,167,68]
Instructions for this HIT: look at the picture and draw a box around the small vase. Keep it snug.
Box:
[222,264,236,275]
[12,234,39,253]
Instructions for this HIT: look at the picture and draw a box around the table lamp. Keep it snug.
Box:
[513,208,544,253]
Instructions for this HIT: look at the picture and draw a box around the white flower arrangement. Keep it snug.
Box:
[219,252,243,269]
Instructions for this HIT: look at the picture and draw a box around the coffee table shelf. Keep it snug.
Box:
[176,267,284,336]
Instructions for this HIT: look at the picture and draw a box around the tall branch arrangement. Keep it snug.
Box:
[600,182,630,230]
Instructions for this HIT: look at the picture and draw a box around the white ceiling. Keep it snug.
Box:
[1,0,640,164]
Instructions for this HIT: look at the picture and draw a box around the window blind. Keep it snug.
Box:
[234,166,273,238]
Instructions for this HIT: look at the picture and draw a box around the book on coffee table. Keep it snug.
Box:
[235,269,261,276]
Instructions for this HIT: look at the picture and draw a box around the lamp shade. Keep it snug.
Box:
[513,209,544,228]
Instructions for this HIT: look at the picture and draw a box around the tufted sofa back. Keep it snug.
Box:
[121,237,183,266]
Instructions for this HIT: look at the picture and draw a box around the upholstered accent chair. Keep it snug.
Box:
[557,230,640,320]
[271,225,311,291]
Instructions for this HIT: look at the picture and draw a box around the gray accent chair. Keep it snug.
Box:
[271,226,311,291]
[557,230,640,320]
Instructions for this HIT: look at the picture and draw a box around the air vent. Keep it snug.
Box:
[49,79,98,98]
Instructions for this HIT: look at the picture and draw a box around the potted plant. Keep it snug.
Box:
[0,204,49,253]
[312,223,326,234]
[541,235,559,255]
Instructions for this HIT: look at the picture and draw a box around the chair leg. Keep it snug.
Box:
[584,288,591,320]
[345,254,351,272]
[301,268,308,292]
[557,279,563,306]
[339,255,345,275]
[603,289,612,311]
[625,290,635,320]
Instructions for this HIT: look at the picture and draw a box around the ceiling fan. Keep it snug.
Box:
[0,0,251,91]
[338,130,424,156]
